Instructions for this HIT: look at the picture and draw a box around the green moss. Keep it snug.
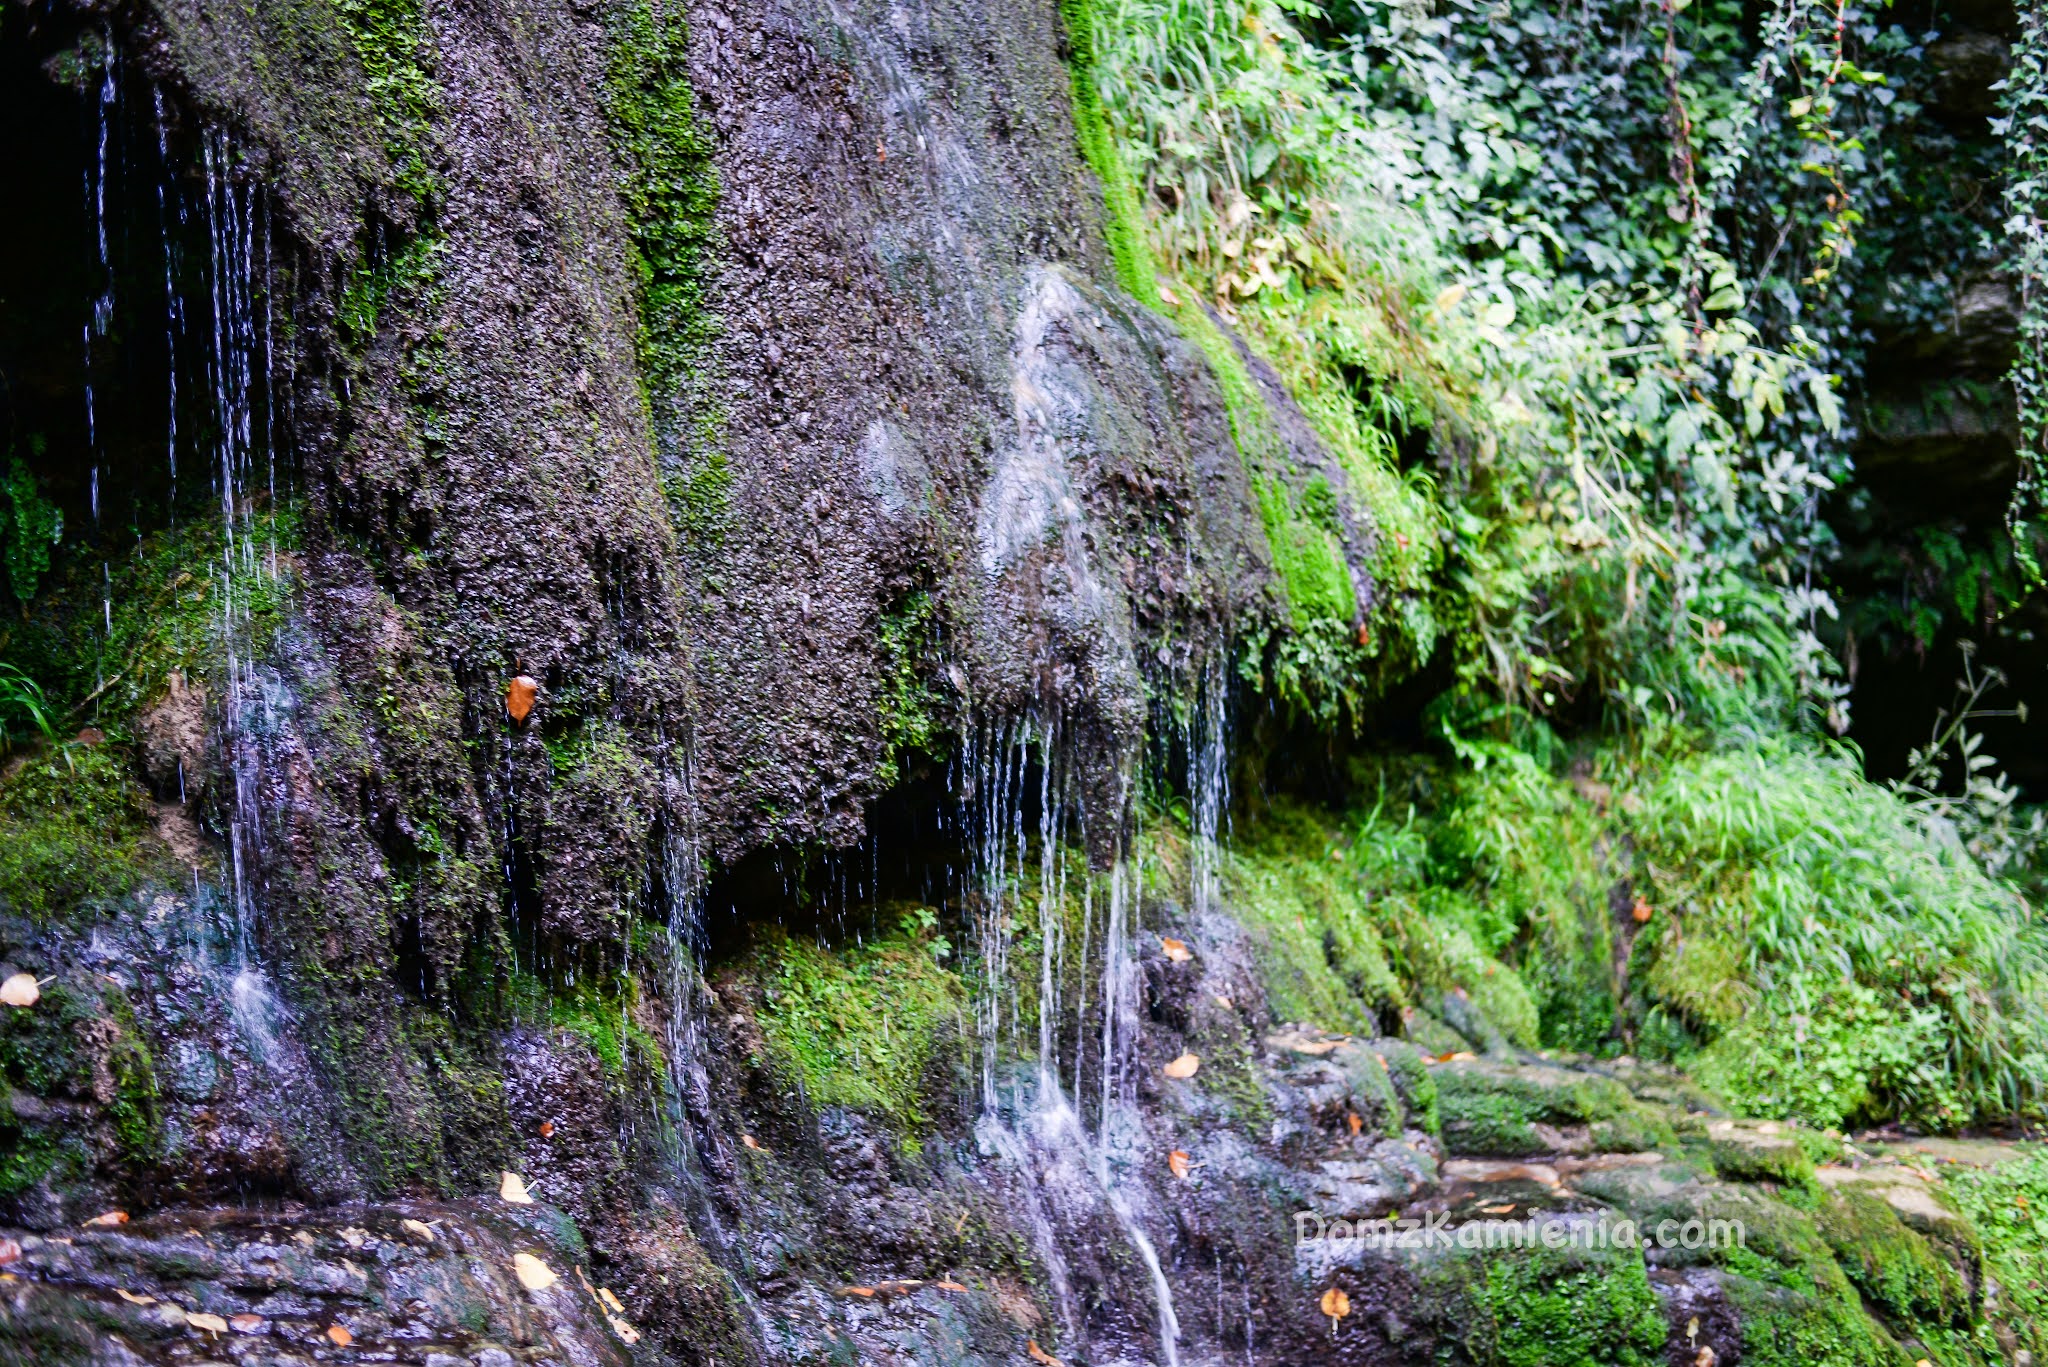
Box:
[1940,1148,2048,1361]
[1054,0,1160,307]
[1708,1128,1819,1190]
[1817,1188,1973,1331]
[741,911,965,1133]
[330,0,440,203]
[1720,1272,1910,1367]
[1431,1060,1647,1157]
[602,0,724,536]
[875,592,939,785]
[340,233,444,345]
[1410,1238,1666,1367]
[0,745,161,922]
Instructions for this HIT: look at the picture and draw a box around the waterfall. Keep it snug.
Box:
[83,33,116,529]
[199,126,284,1058]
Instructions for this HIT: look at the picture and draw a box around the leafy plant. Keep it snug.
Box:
[0,662,57,751]
[0,449,62,607]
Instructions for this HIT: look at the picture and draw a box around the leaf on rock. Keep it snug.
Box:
[1167,1150,1192,1179]
[114,1288,153,1305]
[83,1211,128,1227]
[188,1312,228,1334]
[513,1252,558,1292]
[1162,1052,1200,1080]
[401,1218,435,1243]
[1026,1340,1064,1367]
[326,1323,353,1346]
[499,1171,535,1205]
[1320,1286,1351,1321]
[505,676,540,725]
[230,1313,264,1333]
[0,973,39,1008]
[1631,896,1653,923]
[608,1314,642,1344]
[1346,1112,1364,1136]
[1161,937,1192,963]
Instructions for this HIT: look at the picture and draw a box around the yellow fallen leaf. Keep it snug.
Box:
[339,1226,369,1248]
[0,974,39,1008]
[1480,1203,1516,1215]
[401,1218,434,1242]
[1433,283,1469,313]
[1293,1040,1342,1056]
[230,1313,264,1332]
[837,1285,877,1298]
[608,1314,641,1344]
[1696,1349,1717,1367]
[1161,937,1192,963]
[1213,995,1233,1010]
[327,1323,353,1346]
[598,1287,626,1315]
[83,1211,128,1228]
[935,1279,968,1292]
[1162,1052,1200,1080]
[741,1134,762,1150]
[188,1312,228,1334]
[1027,1340,1064,1367]
[1167,1150,1192,1180]
[513,1252,558,1291]
[291,1230,315,1247]
[114,1288,154,1306]
[499,1171,535,1204]
[1321,1286,1350,1328]
[506,675,540,725]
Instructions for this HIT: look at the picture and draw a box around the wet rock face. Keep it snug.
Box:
[679,0,1273,856]
[0,1203,636,1367]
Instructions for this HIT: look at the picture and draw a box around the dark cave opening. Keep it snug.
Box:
[0,8,284,572]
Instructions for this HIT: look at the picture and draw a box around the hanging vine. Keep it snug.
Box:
[2002,5,2048,563]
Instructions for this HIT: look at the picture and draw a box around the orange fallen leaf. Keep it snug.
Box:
[230,1313,264,1332]
[539,1120,555,1138]
[1321,1286,1351,1326]
[1480,1203,1516,1215]
[0,1239,17,1266]
[513,1253,558,1292]
[1027,1341,1064,1367]
[326,1323,353,1346]
[1631,896,1653,924]
[837,1285,877,1298]
[1161,937,1192,963]
[1162,1052,1200,1080]
[188,1312,228,1334]
[83,1211,129,1228]
[114,1288,154,1305]
[0,973,39,1008]
[1167,1150,1192,1179]
[1346,1112,1363,1136]
[935,1279,969,1292]
[1696,1349,1717,1367]
[741,1134,761,1150]
[505,675,540,725]
[608,1314,641,1344]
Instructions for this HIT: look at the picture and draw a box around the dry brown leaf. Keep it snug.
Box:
[1320,1286,1351,1322]
[1345,1112,1364,1136]
[1631,897,1653,924]
[1162,1052,1200,1080]
[327,1323,353,1346]
[0,1239,18,1266]
[401,1218,435,1243]
[292,1230,315,1247]
[741,1134,762,1150]
[230,1313,264,1333]
[339,1226,369,1248]
[1293,1040,1342,1057]
[1695,1350,1717,1367]
[0,974,39,1008]
[597,1287,626,1315]
[513,1252,558,1292]
[1374,1052,1389,1071]
[1167,1150,1192,1180]
[114,1288,154,1306]
[188,1312,228,1334]
[539,1120,556,1138]
[1158,282,1182,307]
[1213,994,1233,1011]
[83,1211,128,1228]
[499,1171,535,1205]
[506,676,540,725]
[837,1285,877,1298]
[609,1313,642,1344]
[1480,1203,1516,1215]
[1161,937,1192,964]
[1026,1340,1064,1367]
[935,1279,968,1292]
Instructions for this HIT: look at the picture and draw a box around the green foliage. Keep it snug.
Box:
[2002,9,2048,542]
[0,451,61,607]
[1940,1149,2048,1361]
[0,663,57,751]
[742,911,965,1133]
[875,592,939,784]
[1417,1237,1667,1367]
[1817,1188,1972,1332]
